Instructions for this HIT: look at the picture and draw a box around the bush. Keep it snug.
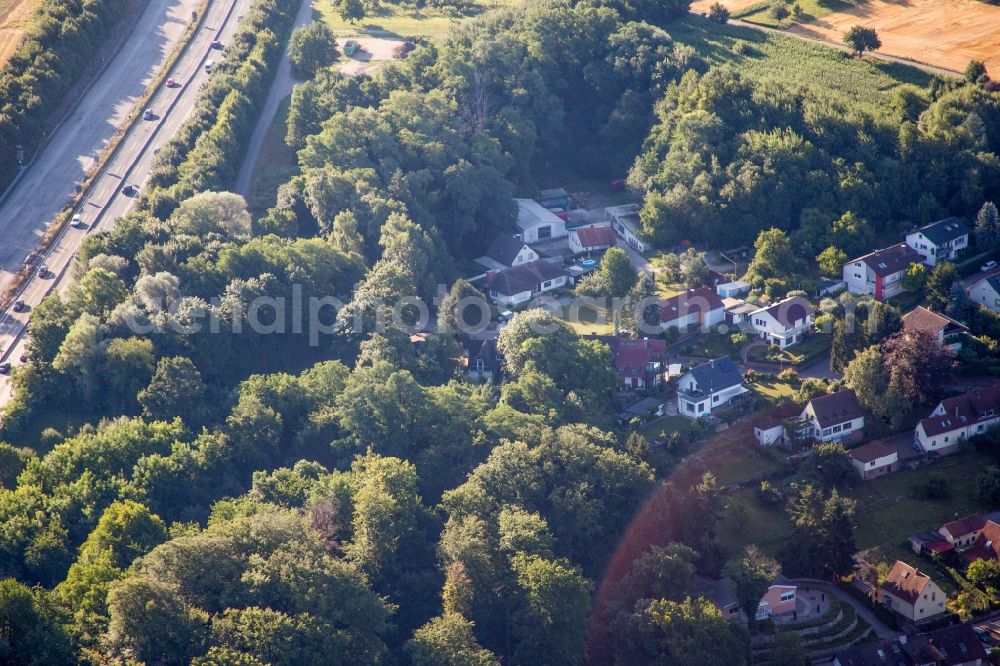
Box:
[770,2,790,19]
[288,21,339,79]
[708,2,730,22]
[777,368,800,385]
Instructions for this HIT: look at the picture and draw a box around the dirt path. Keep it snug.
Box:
[0,0,42,67]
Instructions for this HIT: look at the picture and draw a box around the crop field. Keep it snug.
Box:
[693,0,1000,76]
[0,0,41,68]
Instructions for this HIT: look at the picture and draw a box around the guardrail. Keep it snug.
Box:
[0,0,229,362]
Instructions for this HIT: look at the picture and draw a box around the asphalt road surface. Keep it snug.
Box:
[0,0,255,404]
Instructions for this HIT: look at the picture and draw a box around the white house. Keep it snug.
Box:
[676,356,749,418]
[568,225,616,255]
[748,296,815,348]
[754,422,785,446]
[660,287,726,332]
[843,243,922,301]
[915,388,1000,456]
[850,440,898,480]
[481,260,568,307]
[905,217,970,266]
[966,268,1000,314]
[606,204,646,252]
[476,235,539,270]
[515,198,567,243]
[801,389,865,444]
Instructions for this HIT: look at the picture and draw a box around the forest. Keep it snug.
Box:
[2,0,1000,663]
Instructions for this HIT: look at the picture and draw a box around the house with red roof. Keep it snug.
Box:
[568,225,616,255]
[843,243,922,301]
[960,520,1000,564]
[590,335,668,391]
[880,560,946,623]
[902,306,968,351]
[915,388,1000,456]
[938,514,988,549]
[660,287,725,333]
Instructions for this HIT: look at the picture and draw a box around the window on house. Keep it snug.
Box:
[779,592,794,602]
[870,461,876,467]
[713,395,720,403]
[832,425,842,433]
[823,428,832,436]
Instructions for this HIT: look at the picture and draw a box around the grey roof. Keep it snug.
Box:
[808,389,864,428]
[485,260,567,297]
[619,397,665,418]
[485,235,529,267]
[694,576,738,610]
[915,216,970,246]
[835,623,987,666]
[687,356,743,393]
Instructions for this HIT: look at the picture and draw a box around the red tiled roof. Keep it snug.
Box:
[963,520,1000,563]
[940,513,986,540]
[850,440,897,464]
[882,561,932,604]
[920,389,1000,437]
[660,287,724,323]
[902,306,968,337]
[573,226,616,248]
[924,540,955,554]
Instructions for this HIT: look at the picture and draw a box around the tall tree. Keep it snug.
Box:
[816,246,847,278]
[842,26,881,57]
[926,261,959,312]
[975,201,1000,252]
[882,329,953,407]
[723,545,781,626]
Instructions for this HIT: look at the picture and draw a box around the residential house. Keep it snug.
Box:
[695,577,797,623]
[515,198,567,243]
[960,519,1000,564]
[966,267,1000,315]
[676,356,749,418]
[905,217,970,266]
[880,560,947,623]
[463,338,502,383]
[850,440,899,480]
[568,225,616,255]
[748,296,815,348]
[723,298,757,327]
[834,623,987,666]
[902,306,968,351]
[660,287,726,333]
[476,235,539,271]
[814,276,847,298]
[915,388,1000,456]
[843,243,923,301]
[606,203,646,252]
[481,260,569,307]
[939,514,989,549]
[801,390,865,444]
[592,336,667,391]
[616,396,667,424]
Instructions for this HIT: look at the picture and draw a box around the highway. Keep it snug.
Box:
[0,0,255,404]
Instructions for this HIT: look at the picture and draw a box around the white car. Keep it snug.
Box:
[71,214,85,228]
[981,260,998,272]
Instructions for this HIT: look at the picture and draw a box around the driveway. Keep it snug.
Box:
[799,354,841,380]
[617,240,653,275]
[786,578,899,640]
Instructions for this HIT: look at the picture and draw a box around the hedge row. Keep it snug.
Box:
[141,0,300,218]
[0,0,132,189]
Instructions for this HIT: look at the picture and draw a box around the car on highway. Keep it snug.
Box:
[211,39,222,49]
[142,108,155,121]
[0,363,10,375]
[122,183,137,196]
[11,300,25,312]
[981,260,998,272]
[38,264,48,278]
[166,77,178,88]
[71,213,85,228]
[205,59,215,72]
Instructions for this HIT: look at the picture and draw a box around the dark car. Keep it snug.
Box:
[0,362,10,375]
[19,353,27,364]
[211,39,222,49]
[166,77,178,88]
[142,108,155,121]
[38,265,48,278]
[11,299,25,312]
[122,184,136,196]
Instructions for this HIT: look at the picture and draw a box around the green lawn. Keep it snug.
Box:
[669,16,937,113]
[638,415,697,442]
[559,304,616,336]
[317,0,521,40]
[680,332,739,360]
[747,334,831,366]
[716,448,999,564]
[737,0,861,28]
[751,378,798,402]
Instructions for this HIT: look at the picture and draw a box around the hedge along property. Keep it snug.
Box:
[0,0,139,191]
[140,0,302,219]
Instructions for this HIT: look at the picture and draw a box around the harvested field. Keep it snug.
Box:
[791,0,1000,76]
[0,0,41,67]
[695,0,1000,76]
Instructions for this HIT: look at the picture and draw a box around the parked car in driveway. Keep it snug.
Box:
[982,260,998,272]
